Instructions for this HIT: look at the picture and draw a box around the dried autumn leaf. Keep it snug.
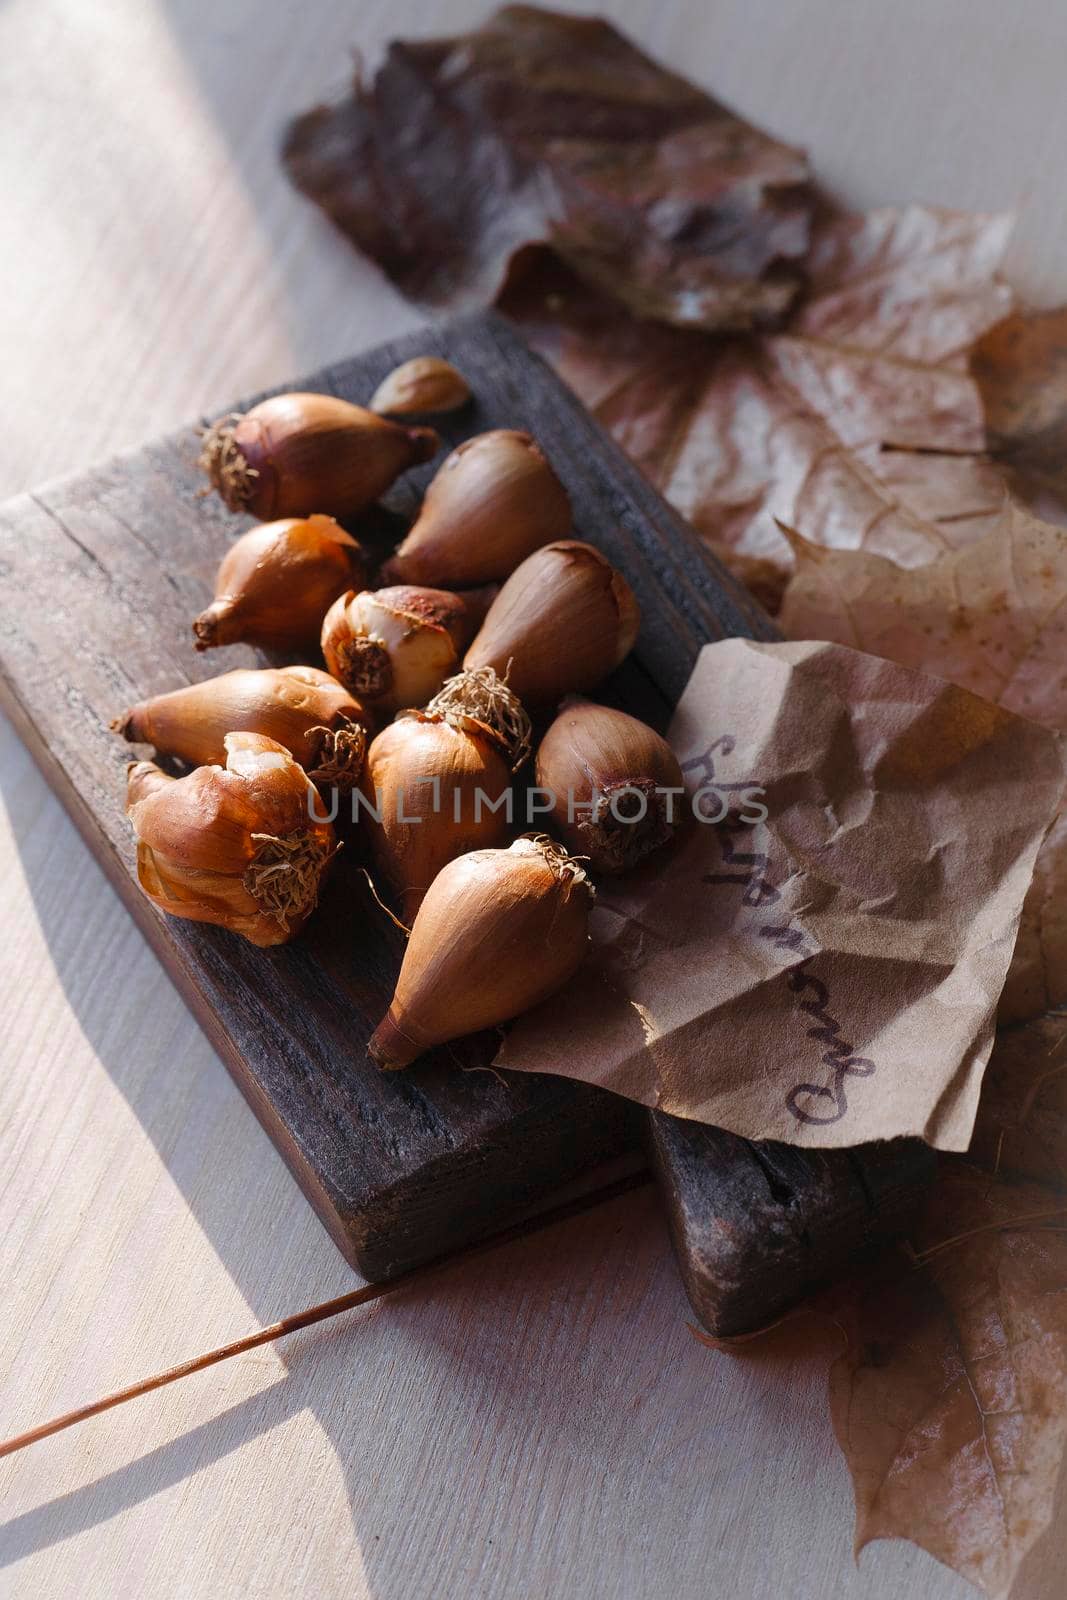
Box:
[999,810,1067,1026]
[831,1164,1067,1597]
[285,6,1017,581]
[505,207,1014,576]
[968,1012,1067,1188]
[780,204,1012,452]
[974,306,1067,501]
[778,502,1067,731]
[283,5,815,333]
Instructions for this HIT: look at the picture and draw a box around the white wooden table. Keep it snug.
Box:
[2,3,1066,1596]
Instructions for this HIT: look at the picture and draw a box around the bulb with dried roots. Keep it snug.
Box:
[457,539,640,709]
[536,699,684,874]
[321,585,474,718]
[360,711,514,920]
[112,665,372,793]
[198,392,440,521]
[368,836,594,1069]
[126,732,338,946]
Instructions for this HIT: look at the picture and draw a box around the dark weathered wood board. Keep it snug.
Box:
[650,1117,934,1335]
[0,311,932,1326]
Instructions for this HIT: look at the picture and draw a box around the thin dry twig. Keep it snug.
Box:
[913,1205,1067,1265]
[0,1171,651,1460]
[357,866,411,935]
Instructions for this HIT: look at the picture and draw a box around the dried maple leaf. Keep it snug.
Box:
[779,205,1012,452]
[831,1164,1067,1597]
[283,5,814,333]
[778,502,1067,731]
[505,207,1014,576]
[285,8,1016,582]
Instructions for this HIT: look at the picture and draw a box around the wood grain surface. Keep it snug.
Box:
[4,2,1067,1598]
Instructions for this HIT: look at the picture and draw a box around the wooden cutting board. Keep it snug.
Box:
[0,311,932,1332]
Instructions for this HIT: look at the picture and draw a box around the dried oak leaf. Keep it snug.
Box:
[831,1164,1067,1597]
[505,207,1014,575]
[974,307,1067,501]
[283,4,815,332]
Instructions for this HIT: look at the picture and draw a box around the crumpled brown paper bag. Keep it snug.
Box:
[496,639,1066,1149]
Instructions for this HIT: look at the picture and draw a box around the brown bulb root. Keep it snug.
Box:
[198,414,258,512]
[333,636,394,699]
[523,832,593,895]
[423,667,532,769]
[304,722,368,793]
[244,830,338,934]
[573,781,675,875]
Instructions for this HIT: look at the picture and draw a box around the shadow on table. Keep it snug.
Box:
[0,717,803,1597]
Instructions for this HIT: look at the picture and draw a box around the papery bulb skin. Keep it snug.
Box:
[462,540,640,705]
[112,665,371,792]
[536,700,684,873]
[193,516,368,653]
[126,760,177,807]
[383,430,571,587]
[360,712,513,919]
[367,835,592,1069]
[126,732,337,946]
[199,393,440,520]
[321,584,472,716]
